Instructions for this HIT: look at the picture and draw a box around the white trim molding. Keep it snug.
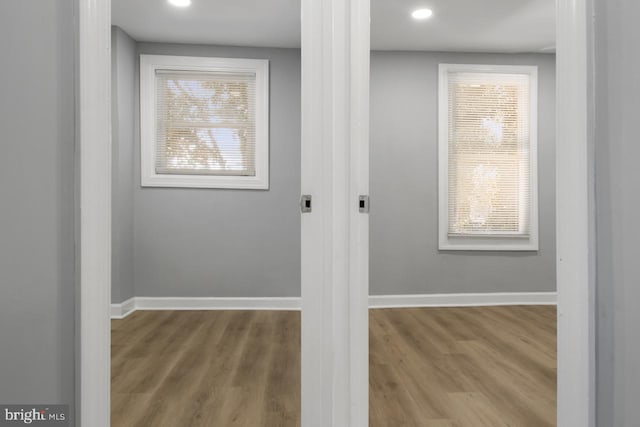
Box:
[369,292,557,309]
[113,297,301,315]
[438,63,539,251]
[135,296,300,310]
[556,0,595,425]
[111,293,556,318]
[110,297,136,319]
[77,0,111,426]
[301,0,370,425]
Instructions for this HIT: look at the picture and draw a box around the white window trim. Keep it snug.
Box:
[140,54,270,189]
[438,63,539,251]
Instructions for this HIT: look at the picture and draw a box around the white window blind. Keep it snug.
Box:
[140,55,269,189]
[155,70,257,176]
[439,64,538,251]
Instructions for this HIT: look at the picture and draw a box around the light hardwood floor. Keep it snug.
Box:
[112,306,556,426]
[369,306,557,427]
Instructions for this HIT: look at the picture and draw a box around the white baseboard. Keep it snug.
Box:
[110,297,136,319]
[110,297,301,318]
[134,296,301,311]
[368,292,557,309]
[110,292,557,318]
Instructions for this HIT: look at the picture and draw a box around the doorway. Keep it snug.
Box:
[368,2,557,424]
[77,0,593,425]
[109,1,302,425]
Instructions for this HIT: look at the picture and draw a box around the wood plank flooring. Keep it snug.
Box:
[369,306,556,427]
[112,306,556,426]
[111,310,300,427]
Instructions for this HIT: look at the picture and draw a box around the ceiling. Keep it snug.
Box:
[112,0,555,53]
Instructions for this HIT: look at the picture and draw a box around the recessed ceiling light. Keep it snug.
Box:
[168,0,191,7]
[411,8,433,20]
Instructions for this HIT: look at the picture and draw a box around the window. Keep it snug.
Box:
[140,55,269,189]
[438,64,538,251]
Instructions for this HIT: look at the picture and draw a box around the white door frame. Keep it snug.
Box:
[77,0,112,425]
[300,0,370,425]
[555,0,595,425]
[77,0,593,426]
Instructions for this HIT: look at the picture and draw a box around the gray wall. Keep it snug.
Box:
[132,43,302,298]
[0,0,75,422]
[370,52,557,295]
[111,27,136,303]
[594,0,640,425]
[110,44,557,300]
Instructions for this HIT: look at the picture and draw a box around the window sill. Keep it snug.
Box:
[438,235,539,251]
[141,173,269,190]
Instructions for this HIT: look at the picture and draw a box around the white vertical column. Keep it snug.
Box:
[300,0,370,426]
[78,0,112,425]
[556,0,595,426]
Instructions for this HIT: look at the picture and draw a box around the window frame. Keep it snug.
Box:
[140,54,270,189]
[438,63,539,251]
